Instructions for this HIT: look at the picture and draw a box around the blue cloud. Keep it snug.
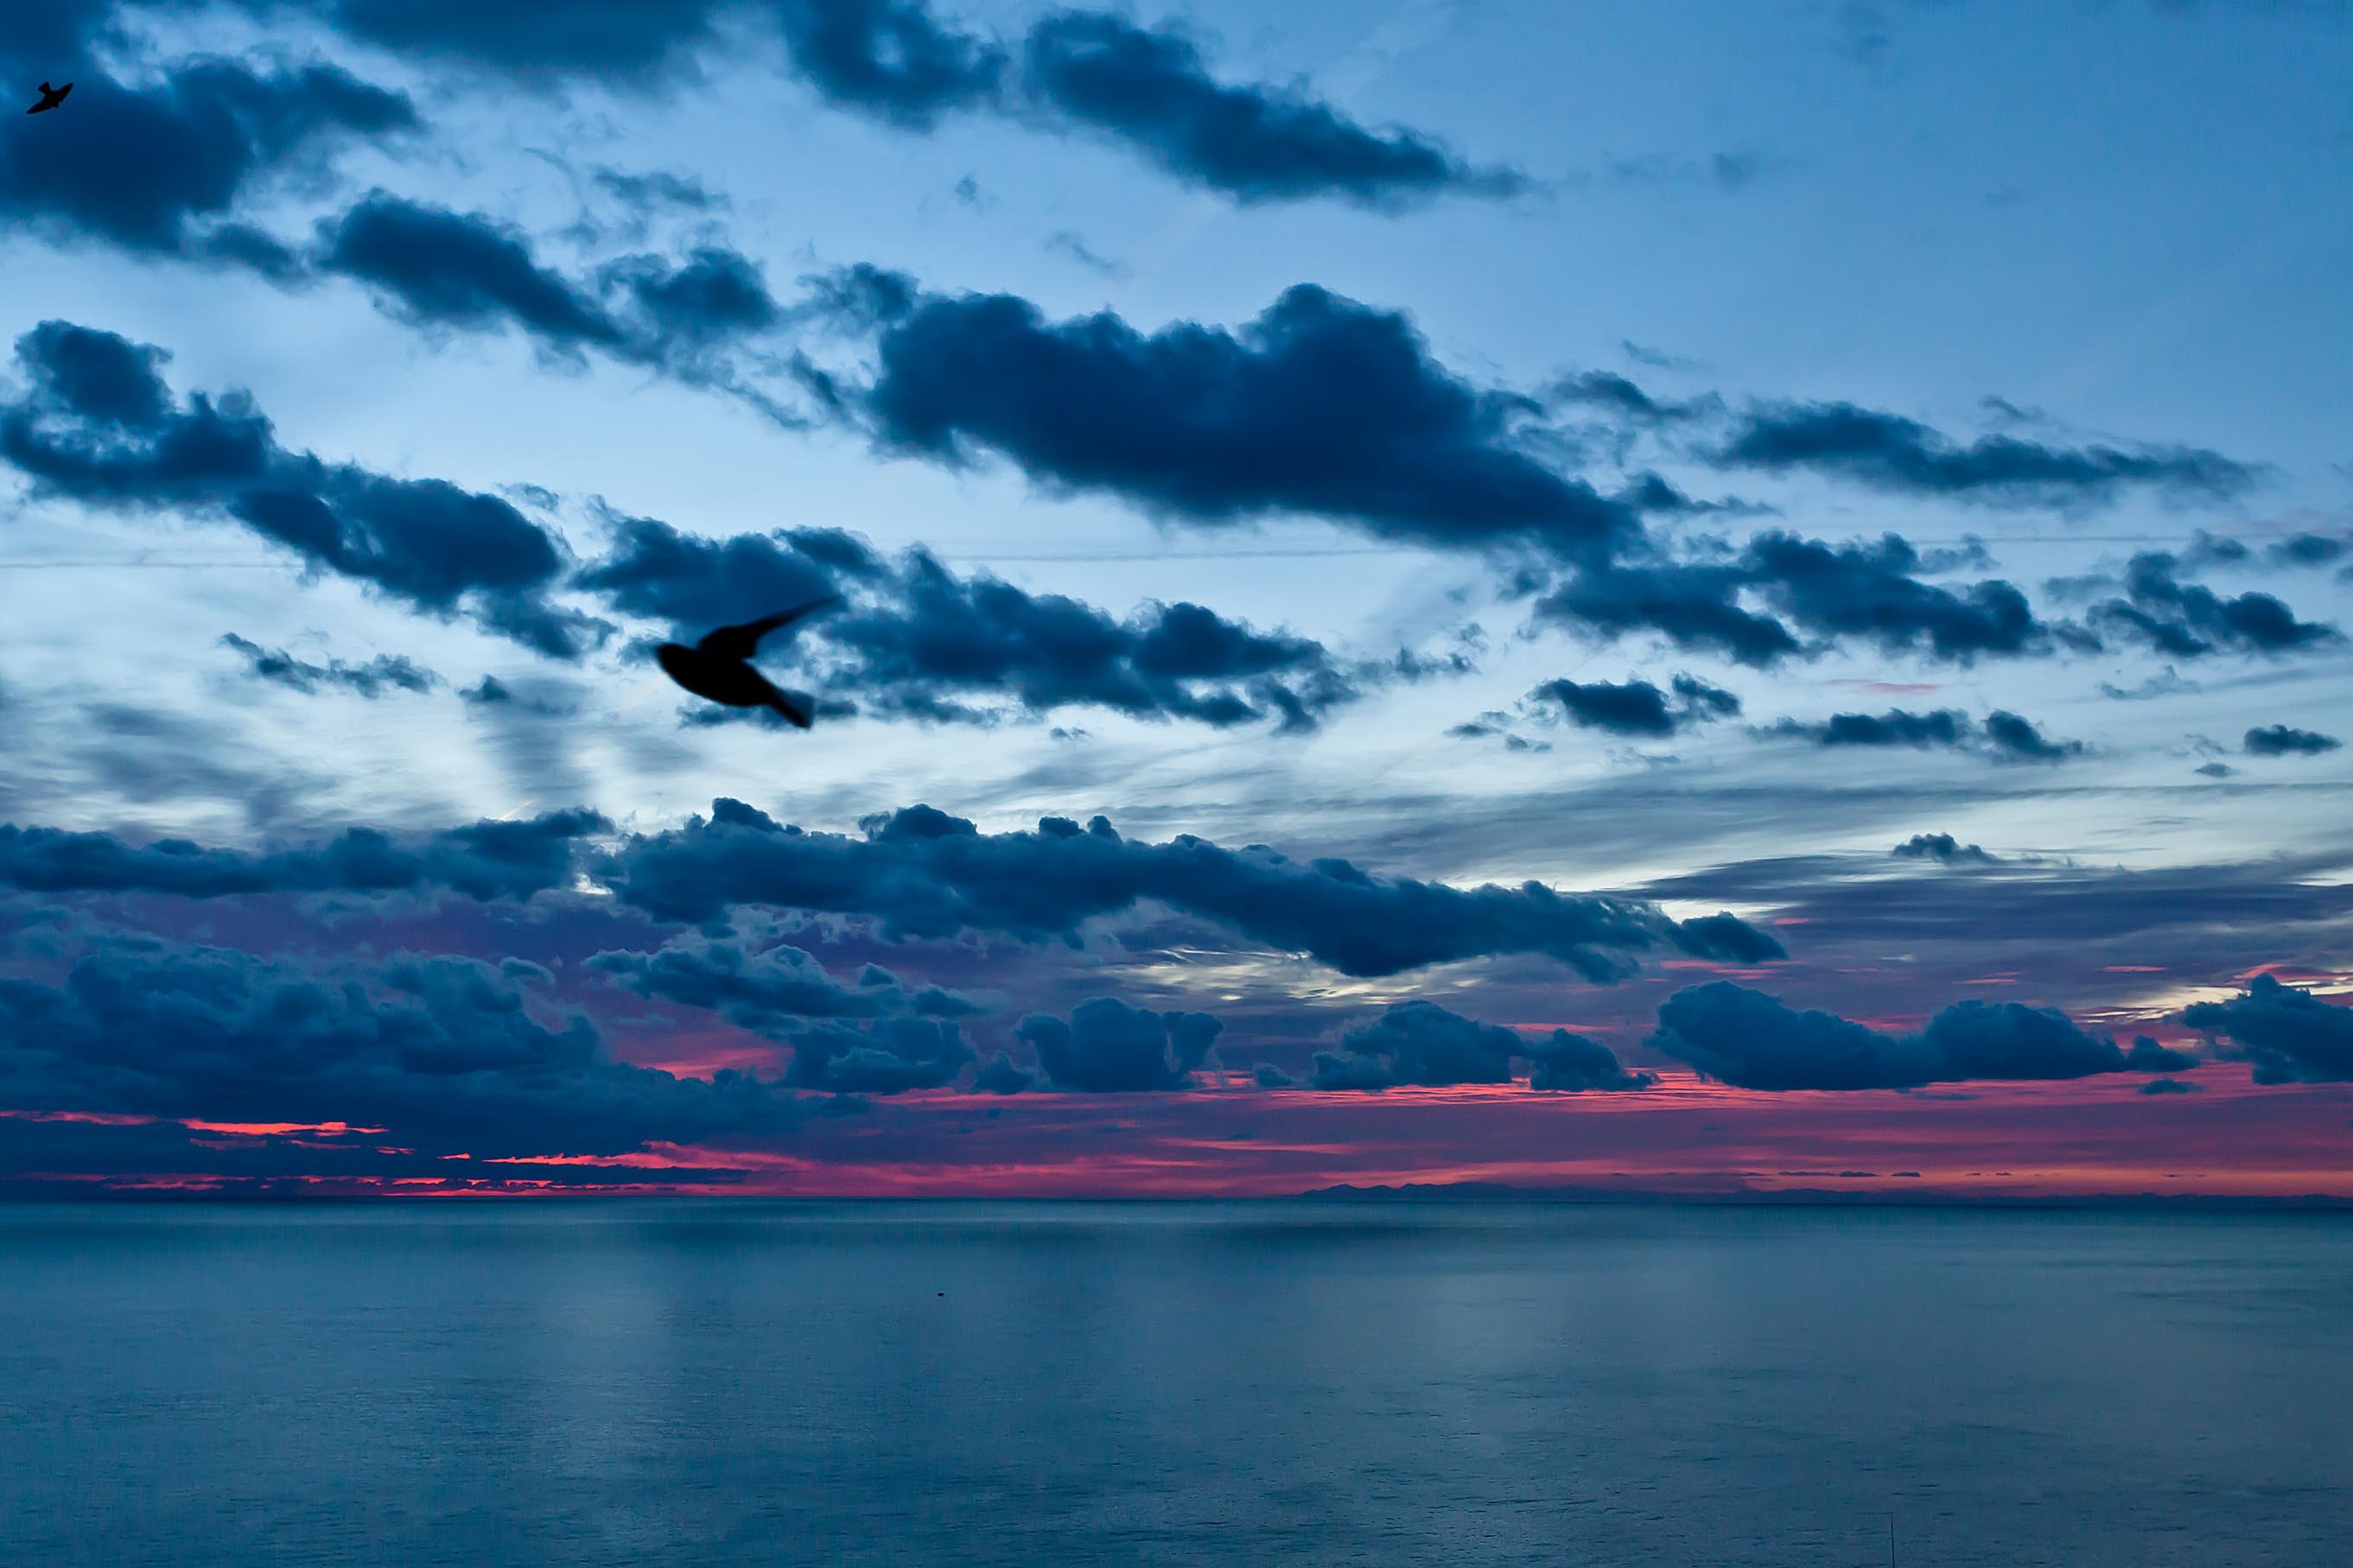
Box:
[1020,12,1520,207]
[1651,982,2180,1090]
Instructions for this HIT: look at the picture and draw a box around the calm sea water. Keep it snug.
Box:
[3,1202,2348,1566]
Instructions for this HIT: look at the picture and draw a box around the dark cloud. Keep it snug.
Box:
[587,935,976,1045]
[2090,551,2337,658]
[1547,370,1717,424]
[850,282,1638,563]
[0,931,806,1158]
[1020,12,1519,207]
[307,194,788,405]
[592,168,728,215]
[775,0,1005,127]
[1892,833,1996,864]
[779,1015,974,1093]
[966,1050,1037,1095]
[1537,532,2064,669]
[2126,1036,2197,1073]
[1307,1000,1652,1092]
[0,321,605,657]
[203,3,1487,208]
[0,809,604,903]
[1015,996,1219,1091]
[0,8,415,257]
[1981,709,2083,762]
[2182,974,2353,1083]
[581,513,1431,731]
[1529,673,1739,737]
[241,0,739,88]
[599,799,1784,981]
[1709,400,2259,509]
[1650,981,2175,1090]
[318,192,626,351]
[219,632,440,698]
[1765,707,2082,762]
[2244,724,2341,758]
[2138,1076,2200,1095]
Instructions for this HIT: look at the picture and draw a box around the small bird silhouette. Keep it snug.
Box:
[655,598,839,728]
[27,82,72,115]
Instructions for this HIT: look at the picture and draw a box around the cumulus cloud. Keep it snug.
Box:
[1019,13,1521,207]
[1015,996,1221,1091]
[2089,551,2337,658]
[2182,974,2353,1083]
[1529,673,1739,737]
[0,321,607,657]
[202,1,1503,207]
[0,809,604,902]
[586,935,983,1095]
[599,799,1784,981]
[0,4,415,257]
[582,513,1455,731]
[1305,1000,1653,1092]
[1708,400,2259,510]
[847,282,1639,562]
[1892,833,1997,864]
[2244,725,2341,758]
[0,931,807,1158]
[1649,981,2185,1090]
[1537,532,2063,669]
[1765,707,2082,762]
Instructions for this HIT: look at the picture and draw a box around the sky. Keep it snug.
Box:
[2,0,2350,1198]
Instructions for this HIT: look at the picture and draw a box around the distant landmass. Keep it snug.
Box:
[1291,1181,2353,1210]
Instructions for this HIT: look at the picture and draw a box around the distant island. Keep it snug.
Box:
[1291,1181,2353,1210]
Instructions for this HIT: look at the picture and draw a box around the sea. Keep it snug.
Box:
[3,1201,2348,1566]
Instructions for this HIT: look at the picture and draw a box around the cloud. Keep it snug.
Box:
[0,809,604,902]
[0,931,807,1158]
[1307,999,1653,1091]
[1548,370,1718,425]
[1765,707,2082,762]
[588,940,993,1100]
[0,321,607,657]
[1019,12,1520,207]
[1708,400,2259,510]
[2182,973,2353,1083]
[847,282,1638,562]
[1650,981,2178,1090]
[2090,551,2337,658]
[301,194,789,408]
[201,2,1492,208]
[2244,724,2341,758]
[1529,673,1739,737]
[1015,996,1220,1091]
[0,7,415,257]
[219,632,441,698]
[2138,1076,2200,1095]
[317,192,626,350]
[599,799,1784,981]
[1537,532,2064,668]
[774,0,1007,127]
[777,1015,974,1093]
[582,513,1448,732]
[1892,833,1996,864]
[966,1050,1036,1095]
[587,934,976,1042]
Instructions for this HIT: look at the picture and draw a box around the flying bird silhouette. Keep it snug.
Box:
[655,597,839,728]
[27,82,72,114]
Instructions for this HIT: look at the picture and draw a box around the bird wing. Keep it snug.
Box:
[696,594,842,660]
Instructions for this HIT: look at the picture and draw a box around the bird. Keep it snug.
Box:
[654,597,839,728]
[27,82,72,115]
